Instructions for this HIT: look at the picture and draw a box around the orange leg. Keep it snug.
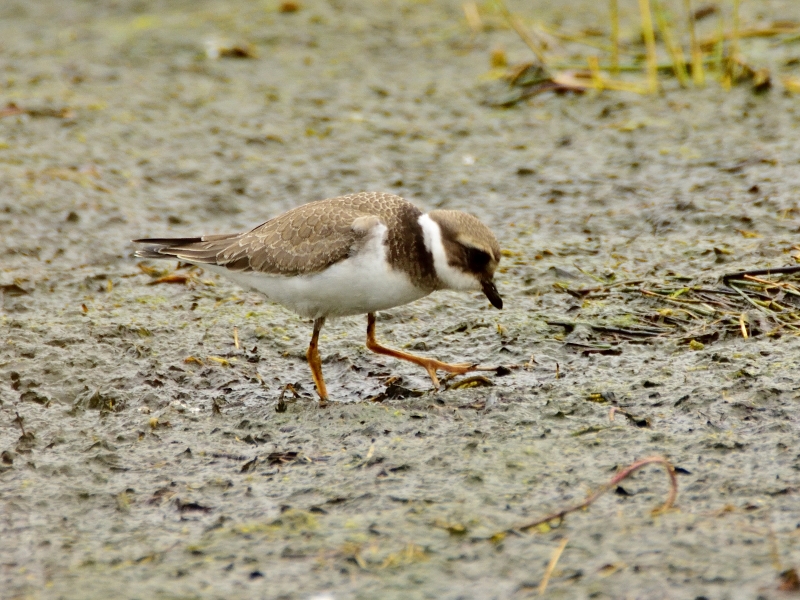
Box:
[306,317,328,404]
[365,313,487,389]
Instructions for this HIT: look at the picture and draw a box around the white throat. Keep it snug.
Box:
[418,213,481,292]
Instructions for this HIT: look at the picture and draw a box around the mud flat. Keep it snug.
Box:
[2,0,800,598]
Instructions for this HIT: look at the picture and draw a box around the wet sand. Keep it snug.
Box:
[2,0,800,598]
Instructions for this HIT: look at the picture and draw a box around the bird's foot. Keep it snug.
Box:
[414,359,501,389]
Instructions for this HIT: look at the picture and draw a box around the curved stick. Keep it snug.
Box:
[517,456,678,532]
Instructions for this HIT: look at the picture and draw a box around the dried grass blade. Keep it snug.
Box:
[609,0,620,75]
[538,537,569,595]
[516,456,678,533]
[638,0,659,92]
[684,0,705,85]
[731,0,741,59]
[495,0,547,65]
[653,0,690,86]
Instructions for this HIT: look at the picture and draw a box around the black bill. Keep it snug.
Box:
[481,279,503,309]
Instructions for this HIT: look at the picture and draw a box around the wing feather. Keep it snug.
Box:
[132,194,396,276]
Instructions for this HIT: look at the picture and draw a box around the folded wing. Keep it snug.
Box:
[133,200,381,276]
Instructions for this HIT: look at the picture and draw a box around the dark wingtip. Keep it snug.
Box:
[131,237,207,261]
[481,280,503,309]
[132,237,204,245]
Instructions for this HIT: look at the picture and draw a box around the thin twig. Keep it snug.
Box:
[495,0,547,65]
[701,23,800,47]
[715,11,728,87]
[588,55,603,91]
[723,265,800,282]
[684,0,705,85]
[13,412,26,436]
[538,24,612,51]
[538,537,569,595]
[653,0,690,86]
[547,320,665,338]
[731,0,741,59]
[609,0,620,76]
[572,263,606,283]
[728,284,777,318]
[743,275,788,288]
[641,290,717,316]
[516,456,678,532]
[638,0,659,93]
[573,279,645,294]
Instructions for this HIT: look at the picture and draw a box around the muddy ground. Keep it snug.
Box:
[2,0,800,598]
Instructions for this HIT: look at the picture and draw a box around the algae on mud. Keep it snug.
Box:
[2,0,800,598]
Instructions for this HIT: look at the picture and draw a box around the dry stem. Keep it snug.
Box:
[731,0,741,59]
[684,0,705,85]
[516,456,678,532]
[495,0,547,65]
[609,0,620,75]
[638,0,659,93]
[653,0,690,86]
[538,537,569,595]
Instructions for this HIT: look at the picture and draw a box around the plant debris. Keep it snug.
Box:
[779,568,800,592]
[1,102,76,119]
[550,266,800,350]
[205,39,258,60]
[512,456,678,533]
[477,0,800,105]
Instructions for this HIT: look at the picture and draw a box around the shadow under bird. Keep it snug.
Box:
[133,192,503,403]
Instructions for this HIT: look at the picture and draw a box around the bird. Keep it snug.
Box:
[132,192,503,403]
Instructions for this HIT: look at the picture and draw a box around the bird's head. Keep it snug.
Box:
[421,210,503,309]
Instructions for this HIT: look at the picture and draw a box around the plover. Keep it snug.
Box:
[133,192,503,402]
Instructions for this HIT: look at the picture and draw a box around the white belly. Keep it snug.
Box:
[204,224,430,319]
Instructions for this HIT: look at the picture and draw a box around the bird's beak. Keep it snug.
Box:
[481,279,503,309]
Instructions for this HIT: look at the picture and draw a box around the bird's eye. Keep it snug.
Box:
[464,247,491,272]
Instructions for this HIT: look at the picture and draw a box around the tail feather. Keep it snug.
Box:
[132,234,239,264]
